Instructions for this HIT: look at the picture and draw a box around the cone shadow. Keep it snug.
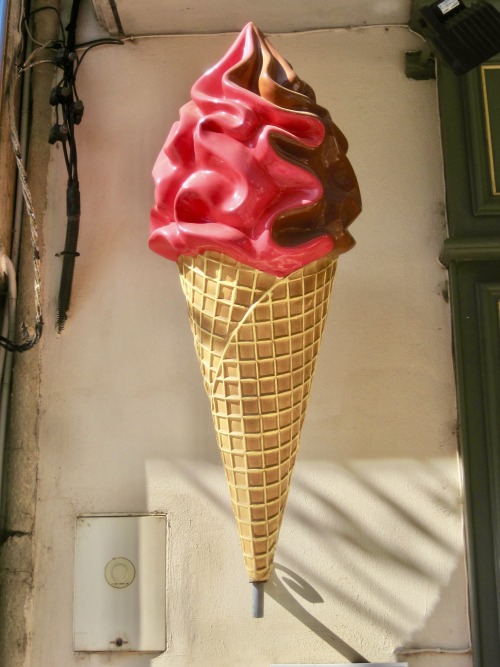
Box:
[267,564,369,663]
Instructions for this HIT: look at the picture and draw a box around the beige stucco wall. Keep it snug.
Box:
[28,22,469,667]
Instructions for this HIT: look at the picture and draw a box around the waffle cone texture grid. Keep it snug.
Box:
[178,251,337,581]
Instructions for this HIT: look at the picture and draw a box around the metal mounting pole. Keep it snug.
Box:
[251,582,264,618]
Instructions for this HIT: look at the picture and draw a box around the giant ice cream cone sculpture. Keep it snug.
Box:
[178,251,336,581]
[150,24,361,585]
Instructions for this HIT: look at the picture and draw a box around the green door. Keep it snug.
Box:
[439,57,500,667]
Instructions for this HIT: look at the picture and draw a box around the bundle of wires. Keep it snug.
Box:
[47,0,122,331]
[0,0,122,350]
[0,0,121,533]
[50,0,82,333]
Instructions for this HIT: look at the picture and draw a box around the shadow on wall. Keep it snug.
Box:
[268,565,369,663]
[163,456,465,662]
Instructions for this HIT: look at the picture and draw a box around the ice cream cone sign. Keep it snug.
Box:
[150,23,361,614]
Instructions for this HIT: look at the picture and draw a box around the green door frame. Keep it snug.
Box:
[438,58,500,667]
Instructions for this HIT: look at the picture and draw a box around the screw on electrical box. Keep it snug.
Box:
[110,637,129,647]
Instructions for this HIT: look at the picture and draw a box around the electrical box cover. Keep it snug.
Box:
[74,514,166,652]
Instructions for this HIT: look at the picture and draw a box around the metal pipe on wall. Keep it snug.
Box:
[251,582,265,618]
[0,22,32,523]
[0,0,58,523]
[0,1,8,98]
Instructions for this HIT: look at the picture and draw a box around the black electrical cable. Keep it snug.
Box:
[68,0,81,49]
[54,0,82,331]
[54,6,122,331]
[1,2,122,349]
[75,38,123,49]
[74,39,123,76]
[0,327,42,353]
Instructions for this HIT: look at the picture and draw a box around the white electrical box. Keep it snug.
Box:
[74,514,166,652]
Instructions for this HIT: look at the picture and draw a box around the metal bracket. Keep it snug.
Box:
[406,2,436,79]
[410,0,431,34]
[405,47,436,80]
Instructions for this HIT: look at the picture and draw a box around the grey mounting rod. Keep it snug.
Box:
[251,581,265,618]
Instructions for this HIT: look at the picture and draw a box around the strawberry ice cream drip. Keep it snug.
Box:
[150,23,361,277]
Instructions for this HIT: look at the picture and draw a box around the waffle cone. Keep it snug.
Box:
[178,251,336,581]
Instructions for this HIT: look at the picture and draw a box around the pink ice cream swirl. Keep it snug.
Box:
[150,23,361,277]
